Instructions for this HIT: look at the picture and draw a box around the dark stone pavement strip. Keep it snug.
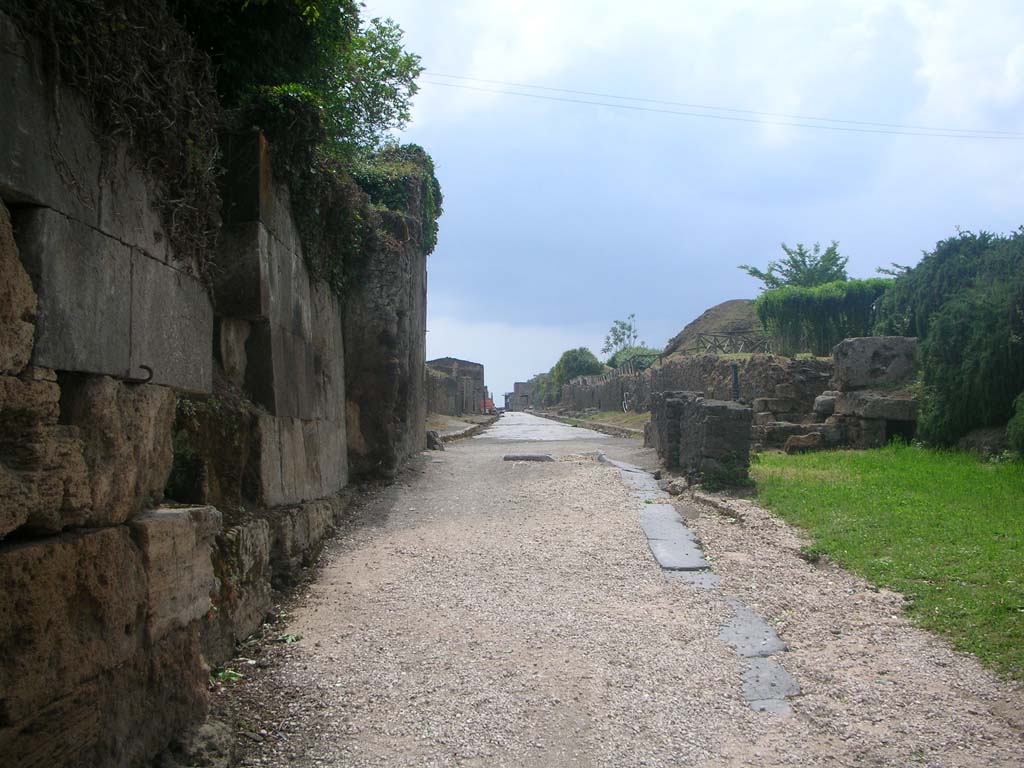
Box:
[602,448,800,714]
[719,598,790,658]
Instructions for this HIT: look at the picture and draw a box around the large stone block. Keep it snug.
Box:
[311,282,346,424]
[832,336,917,391]
[16,208,132,377]
[130,252,213,393]
[62,376,176,525]
[268,497,339,584]
[129,505,221,642]
[203,519,272,665]
[0,202,36,375]
[0,373,91,537]
[0,623,208,768]
[0,527,147,726]
[218,318,251,388]
[834,390,918,421]
[97,144,171,264]
[0,13,101,223]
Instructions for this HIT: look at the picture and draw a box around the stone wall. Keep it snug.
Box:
[648,391,753,485]
[0,12,434,766]
[344,207,429,478]
[426,357,487,416]
[561,354,832,418]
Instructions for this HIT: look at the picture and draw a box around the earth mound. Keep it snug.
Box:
[663,299,760,357]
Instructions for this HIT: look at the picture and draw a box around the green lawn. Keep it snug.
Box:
[573,410,650,431]
[751,444,1024,679]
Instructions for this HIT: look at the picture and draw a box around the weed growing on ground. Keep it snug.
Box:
[752,443,1024,679]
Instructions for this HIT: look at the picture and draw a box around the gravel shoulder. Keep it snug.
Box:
[213,418,1024,767]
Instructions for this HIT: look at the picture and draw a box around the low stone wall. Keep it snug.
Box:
[562,354,831,417]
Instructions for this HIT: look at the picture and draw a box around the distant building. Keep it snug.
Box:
[426,357,488,415]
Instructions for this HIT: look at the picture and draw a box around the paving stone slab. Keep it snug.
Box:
[646,537,709,571]
[741,657,800,710]
[502,453,555,462]
[639,504,691,541]
[719,598,789,657]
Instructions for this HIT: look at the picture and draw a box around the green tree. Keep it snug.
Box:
[547,348,605,399]
[171,0,421,156]
[602,314,644,358]
[740,241,849,291]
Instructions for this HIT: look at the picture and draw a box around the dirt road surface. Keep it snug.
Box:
[220,413,1024,767]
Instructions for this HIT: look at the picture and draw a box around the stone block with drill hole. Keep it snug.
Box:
[831,336,917,391]
[129,251,213,393]
[129,505,221,642]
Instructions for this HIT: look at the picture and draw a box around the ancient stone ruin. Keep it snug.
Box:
[648,392,754,485]
[0,12,437,765]
[776,336,918,453]
[426,357,489,416]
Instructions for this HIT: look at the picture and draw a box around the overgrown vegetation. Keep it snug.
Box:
[874,230,1024,444]
[755,278,891,356]
[752,444,1024,679]
[5,0,440,296]
[4,0,222,275]
[175,0,440,297]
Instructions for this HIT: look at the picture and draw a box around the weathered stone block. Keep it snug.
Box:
[0,13,101,223]
[218,318,251,388]
[62,376,176,525]
[316,418,348,497]
[16,208,132,377]
[130,252,213,393]
[255,414,285,506]
[0,373,91,537]
[0,623,208,768]
[129,505,221,642]
[0,527,147,725]
[813,391,839,417]
[203,519,272,665]
[834,391,917,421]
[97,144,170,264]
[268,497,339,584]
[0,201,36,375]
[215,222,270,320]
[832,336,917,391]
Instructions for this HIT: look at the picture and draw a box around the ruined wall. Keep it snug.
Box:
[0,12,433,765]
[561,354,832,415]
[344,209,428,478]
[426,357,486,416]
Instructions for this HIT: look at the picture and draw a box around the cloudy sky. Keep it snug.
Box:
[364,0,1024,398]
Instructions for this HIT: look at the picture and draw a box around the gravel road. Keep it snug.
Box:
[218,413,1024,767]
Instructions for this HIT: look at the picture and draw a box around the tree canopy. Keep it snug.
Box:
[601,314,643,358]
[740,241,849,291]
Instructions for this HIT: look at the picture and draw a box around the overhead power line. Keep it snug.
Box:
[421,72,1024,140]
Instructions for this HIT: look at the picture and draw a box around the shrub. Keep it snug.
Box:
[754,278,891,356]
[875,230,1024,444]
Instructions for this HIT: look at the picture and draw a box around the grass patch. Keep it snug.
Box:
[573,410,650,430]
[751,443,1024,679]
